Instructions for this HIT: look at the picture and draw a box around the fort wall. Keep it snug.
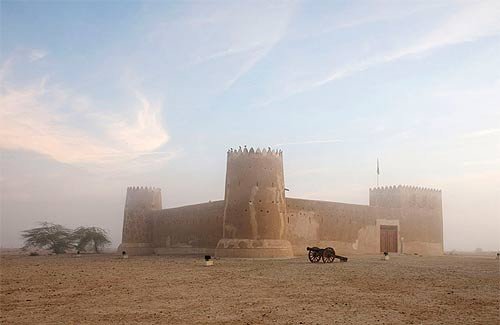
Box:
[216,148,293,258]
[285,198,401,255]
[370,186,443,255]
[118,150,444,257]
[119,186,162,255]
[149,200,224,255]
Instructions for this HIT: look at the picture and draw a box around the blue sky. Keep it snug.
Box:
[1,0,499,250]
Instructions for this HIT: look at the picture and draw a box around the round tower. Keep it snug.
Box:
[215,147,293,258]
[119,186,162,255]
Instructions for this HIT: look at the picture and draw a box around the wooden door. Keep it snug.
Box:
[380,225,398,253]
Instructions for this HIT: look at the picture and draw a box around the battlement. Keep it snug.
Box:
[125,186,162,211]
[227,146,283,159]
[127,186,161,192]
[369,185,442,209]
[369,185,441,193]
[119,148,444,257]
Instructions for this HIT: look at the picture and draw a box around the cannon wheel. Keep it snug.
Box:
[322,247,336,263]
[308,247,322,263]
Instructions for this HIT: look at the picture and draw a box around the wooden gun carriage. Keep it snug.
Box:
[306,246,348,263]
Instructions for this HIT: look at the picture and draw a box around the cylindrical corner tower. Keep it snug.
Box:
[119,186,162,255]
[215,147,293,258]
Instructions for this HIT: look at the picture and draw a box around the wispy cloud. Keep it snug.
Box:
[216,3,297,92]
[162,1,298,92]
[314,2,500,88]
[258,1,500,107]
[287,2,446,42]
[0,57,170,166]
[318,1,500,86]
[190,42,268,66]
[29,49,48,62]
[106,92,169,153]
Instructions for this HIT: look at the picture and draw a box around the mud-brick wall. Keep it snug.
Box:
[285,198,401,255]
[370,186,443,255]
[122,187,162,245]
[149,200,224,250]
[223,149,286,240]
[397,207,443,255]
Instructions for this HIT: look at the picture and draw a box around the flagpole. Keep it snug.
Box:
[377,158,380,187]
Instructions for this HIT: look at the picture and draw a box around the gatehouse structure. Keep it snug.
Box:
[119,147,443,257]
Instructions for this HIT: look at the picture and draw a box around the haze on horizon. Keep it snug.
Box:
[1,1,499,252]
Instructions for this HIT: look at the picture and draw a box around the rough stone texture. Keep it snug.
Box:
[119,187,162,255]
[215,148,293,257]
[370,186,443,255]
[118,149,444,257]
[222,148,287,240]
[149,200,224,255]
[285,198,401,255]
[216,239,293,258]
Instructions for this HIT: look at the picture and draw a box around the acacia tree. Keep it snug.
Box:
[22,222,74,254]
[72,226,111,253]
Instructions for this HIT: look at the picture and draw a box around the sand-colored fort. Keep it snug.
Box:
[119,147,443,257]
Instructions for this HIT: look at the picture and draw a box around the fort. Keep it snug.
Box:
[119,147,443,257]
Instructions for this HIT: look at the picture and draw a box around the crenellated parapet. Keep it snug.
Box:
[216,146,293,258]
[224,146,284,191]
[126,186,162,192]
[120,186,162,254]
[369,185,441,193]
[118,148,444,257]
[227,146,283,158]
[369,185,442,210]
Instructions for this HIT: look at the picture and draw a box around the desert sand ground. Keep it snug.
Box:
[1,253,499,324]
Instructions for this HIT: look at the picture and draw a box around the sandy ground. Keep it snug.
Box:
[1,254,499,324]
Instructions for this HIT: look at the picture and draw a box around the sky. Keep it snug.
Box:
[1,0,499,251]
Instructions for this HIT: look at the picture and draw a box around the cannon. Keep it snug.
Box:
[306,246,348,263]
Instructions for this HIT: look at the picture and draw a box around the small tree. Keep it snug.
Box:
[22,222,74,254]
[73,226,111,253]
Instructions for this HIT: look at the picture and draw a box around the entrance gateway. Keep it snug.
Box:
[380,225,398,253]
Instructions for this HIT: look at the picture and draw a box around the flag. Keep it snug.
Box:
[377,159,380,175]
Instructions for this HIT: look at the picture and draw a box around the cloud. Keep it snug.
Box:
[259,1,500,107]
[159,1,297,92]
[190,42,268,66]
[289,2,446,42]
[29,49,48,62]
[318,1,500,86]
[210,3,297,92]
[220,46,279,92]
[0,60,170,166]
[107,92,169,153]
